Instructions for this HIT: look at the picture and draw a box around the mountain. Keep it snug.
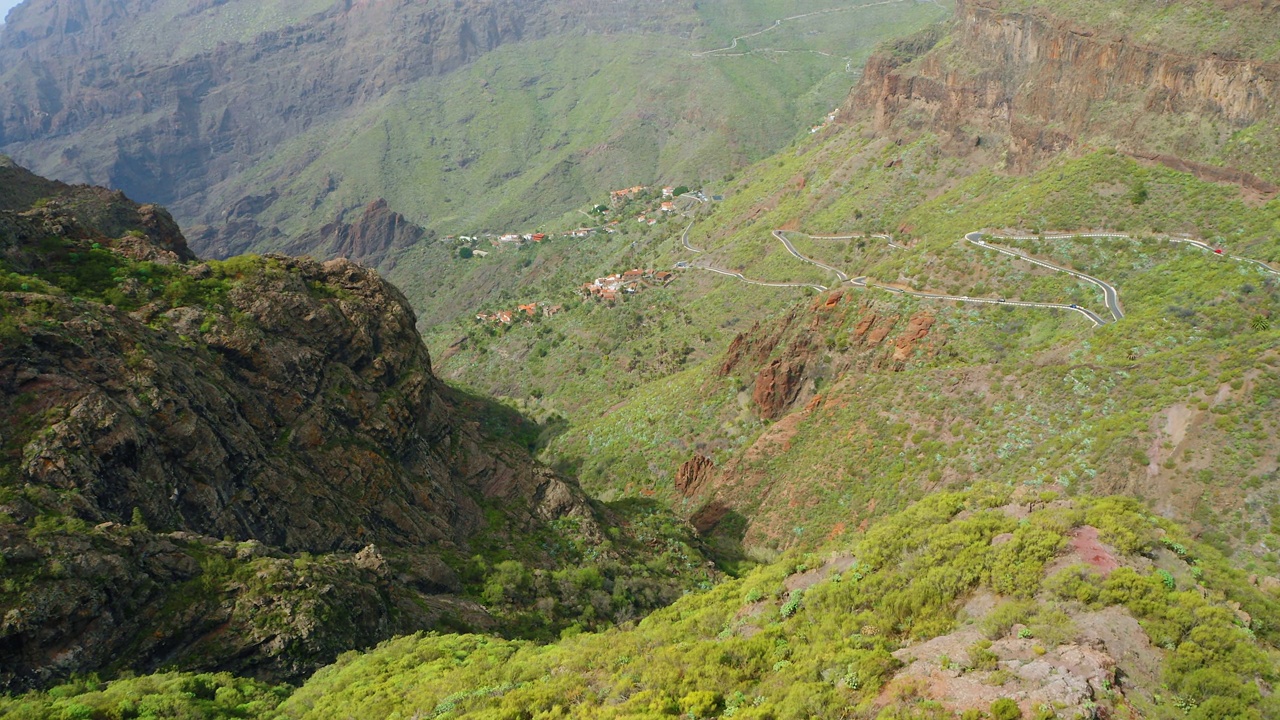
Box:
[416,0,1280,577]
[0,0,949,263]
[0,159,712,690]
[849,0,1280,193]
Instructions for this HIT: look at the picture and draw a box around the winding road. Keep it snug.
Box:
[775,229,1108,326]
[675,201,1277,329]
[692,0,912,58]
[1163,236,1280,277]
[966,232,1124,322]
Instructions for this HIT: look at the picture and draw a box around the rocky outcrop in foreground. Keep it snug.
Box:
[0,160,619,690]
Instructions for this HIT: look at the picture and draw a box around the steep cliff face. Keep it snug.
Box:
[0,162,699,690]
[848,0,1280,192]
[283,198,429,269]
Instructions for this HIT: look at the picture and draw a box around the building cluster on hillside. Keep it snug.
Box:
[476,302,564,325]
[580,268,674,302]
[809,107,840,134]
[610,185,648,204]
[450,182,693,255]
[447,228,605,254]
[497,232,547,245]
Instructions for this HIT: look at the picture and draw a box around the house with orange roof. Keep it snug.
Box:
[518,303,537,317]
[660,201,675,213]
[610,185,648,204]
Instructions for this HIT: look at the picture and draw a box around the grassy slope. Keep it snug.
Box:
[429,117,1280,578]
[6,488,1278,719]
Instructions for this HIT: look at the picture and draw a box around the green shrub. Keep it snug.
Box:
[968,640,999,671]
[990,698,1022,720]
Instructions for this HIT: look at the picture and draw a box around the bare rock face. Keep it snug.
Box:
[285,198,428,269]
[887,624,1118,718]
[675,455,716,497]
[752,357,808,420]
[848,0,1280,191]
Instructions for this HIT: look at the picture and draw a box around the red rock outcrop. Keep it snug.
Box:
[848,0,1280,190]
[753,358,807,419]
[675,454,716,497]
[892,313,935,362]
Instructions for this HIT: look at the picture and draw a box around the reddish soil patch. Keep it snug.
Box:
[1069,526,1120,576]
[785,555,858,591]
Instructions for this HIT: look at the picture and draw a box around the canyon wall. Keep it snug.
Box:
[849,0,1280,193]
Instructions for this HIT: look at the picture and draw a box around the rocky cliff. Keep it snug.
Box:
[848,0,1280,193]
[0,160,700,690]
[283,198,429,269]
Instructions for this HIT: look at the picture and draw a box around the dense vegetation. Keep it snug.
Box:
[5,487,1277,718]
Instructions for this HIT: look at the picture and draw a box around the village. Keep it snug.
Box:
[467,183,690,325]
[452,183,690,257]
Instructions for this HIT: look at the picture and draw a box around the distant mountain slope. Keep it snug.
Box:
[0,0,950,262]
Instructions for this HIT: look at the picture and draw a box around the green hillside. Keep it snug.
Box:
[5,488,1277,719]
[415,123,1280,580]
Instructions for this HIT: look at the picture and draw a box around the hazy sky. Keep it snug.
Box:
[0,0,24,24]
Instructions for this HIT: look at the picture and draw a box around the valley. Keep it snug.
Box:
[2,0,1280,717]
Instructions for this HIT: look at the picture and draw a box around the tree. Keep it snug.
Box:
[458,246,473,259]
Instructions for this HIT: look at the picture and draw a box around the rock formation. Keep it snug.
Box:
[0,160,608,689]
[674,455,716,497]
[848,0,1280,191]
[284,198,428,269]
